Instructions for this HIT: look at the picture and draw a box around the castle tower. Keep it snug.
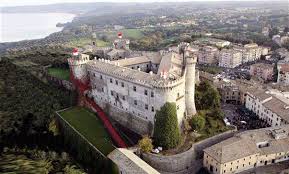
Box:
[67,48,90,84]
[185,48,197,117]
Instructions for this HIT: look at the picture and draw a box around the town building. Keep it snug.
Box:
[277,58,289,85]
[218,49,242,68]
[245,89,289,127]
[197,46,219,65]
[203,125,289,174]
[68,40,198,135]
[250,63,274,82]
[242,43,262,63]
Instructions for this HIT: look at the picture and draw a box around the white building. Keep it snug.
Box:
[218,49,242,68]
[242,43,262,63]
[68,42,198,135]
[245,89,289,127]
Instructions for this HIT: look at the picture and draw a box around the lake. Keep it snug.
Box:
[0,13,75,43]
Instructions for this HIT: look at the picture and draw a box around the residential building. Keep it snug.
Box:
[277,58,289,85]
[198,46,219,65]
[219,49,242,68]
[203,125,289,174]
[245,89,289,127]
[250,63,274,81]
[242,43,262,63]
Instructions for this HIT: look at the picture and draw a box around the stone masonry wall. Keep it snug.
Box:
[103,103,153,135]
[142,128,237,174]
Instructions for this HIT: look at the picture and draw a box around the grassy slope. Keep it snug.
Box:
[47,67,70,81]
[59,107,115,156]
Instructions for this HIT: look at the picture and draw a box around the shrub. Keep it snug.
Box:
[138,135,153,153]
[190,116,206,131]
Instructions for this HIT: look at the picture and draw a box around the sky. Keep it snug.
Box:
[0,0,270,7]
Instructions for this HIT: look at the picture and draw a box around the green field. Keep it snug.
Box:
[68,38,110,47]
[47,68,70,81]
[58,107,115,156]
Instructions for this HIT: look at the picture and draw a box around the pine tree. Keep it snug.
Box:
[153,102,180,149]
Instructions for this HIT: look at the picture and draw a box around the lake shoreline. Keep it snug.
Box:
[0,12,76,43]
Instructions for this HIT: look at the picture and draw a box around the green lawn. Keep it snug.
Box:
[67,38,110,47]
[47,68,70,81]
[58,107,115,156]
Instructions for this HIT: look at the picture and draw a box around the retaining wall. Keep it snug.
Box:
[142,128,237,174]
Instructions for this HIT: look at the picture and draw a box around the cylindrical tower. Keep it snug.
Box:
[185,49,197,117]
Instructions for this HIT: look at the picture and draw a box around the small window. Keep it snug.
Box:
[133,86,136,91]
[123,96,125,100]
[134,100,137,105]
[151,92,154,97]
[101,88,104,92]
[145,104,148,110]
[100,75,103,79]
[111,91,113,96]
[144,90,148,95]
[115,80,118,85]
[152,106,154,112]
[121,82,124,87]
[110,78,113,83]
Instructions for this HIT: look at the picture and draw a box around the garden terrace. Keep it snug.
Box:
[57,107,115,156]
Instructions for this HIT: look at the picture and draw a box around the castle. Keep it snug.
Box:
[68,33,198,135]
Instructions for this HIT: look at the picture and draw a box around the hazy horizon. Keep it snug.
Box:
[0,0,281,7]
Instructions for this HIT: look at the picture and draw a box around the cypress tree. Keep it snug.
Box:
[153,102,180,149]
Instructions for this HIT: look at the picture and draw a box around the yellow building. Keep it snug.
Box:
[203,125,289,174]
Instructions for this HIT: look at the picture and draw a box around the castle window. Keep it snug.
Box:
[177,105,179,110]
[111,91,113,96]
[101,88,104,92]
[133,86,136,91]
[145,104,148,110]
[110,78,113,83]
[134,100,137,105]
[121,82,124,87]
[144,90,148,95]
[152,106,154,112]
[123,96,125,100]
[151,92,154,97]
[115,80,118,85]
[100,75,102,79]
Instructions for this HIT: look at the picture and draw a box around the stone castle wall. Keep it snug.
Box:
[100,102,153,135]
[142,128,237,174]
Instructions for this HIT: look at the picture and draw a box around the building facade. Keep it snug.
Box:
[245,89,289,127]
[277,59,289,85]
[242,43,262,63]
[250,63,274,82]
[197,46,219,65]
[204,125,289,174]
[218,49,242,68]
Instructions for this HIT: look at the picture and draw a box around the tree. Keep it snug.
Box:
[190,116,205,131]
[138,135,153,153]
[153,102,180,149]
[195,81,221,110]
